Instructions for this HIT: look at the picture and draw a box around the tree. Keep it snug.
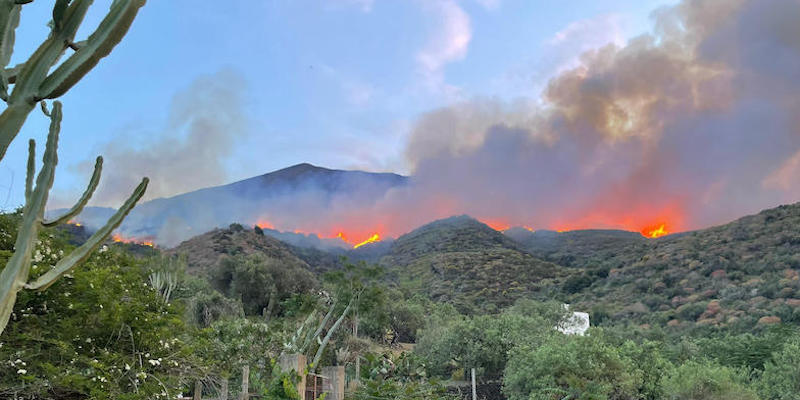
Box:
[213,253,316,318]
[0,0,148,336]
[503,330,644,400]
[662,361,758,400]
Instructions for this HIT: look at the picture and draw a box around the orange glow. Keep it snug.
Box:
[642,223,669,238]
[481,218,510,231]
[353,233,380,249]
[256,220,275,230]
[523,226,535,232]
[112,233,155,247]
[67,220,82,227]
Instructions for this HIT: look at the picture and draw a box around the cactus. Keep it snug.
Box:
[0,0,147,161]
[0,101,148,334]
[0,0,148,336]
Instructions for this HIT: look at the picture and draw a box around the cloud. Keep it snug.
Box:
[81,69,249,206]
[416,0,472,95]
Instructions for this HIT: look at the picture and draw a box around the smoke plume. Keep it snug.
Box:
[82,69,248,205]
[394,0,800,235]
[70,0,800,247]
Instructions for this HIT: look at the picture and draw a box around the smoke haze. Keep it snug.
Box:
[66,0,800,247]
[81,69,248,206]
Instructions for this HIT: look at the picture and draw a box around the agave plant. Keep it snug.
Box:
[0,0,148,335]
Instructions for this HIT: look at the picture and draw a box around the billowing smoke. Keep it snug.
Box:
[80,69,248,205]
[392,0,800,235]
[67,0,800,247]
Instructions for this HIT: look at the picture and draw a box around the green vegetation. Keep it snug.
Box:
[5,202,800,398]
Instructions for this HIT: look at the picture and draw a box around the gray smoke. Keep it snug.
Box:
[81,69,248,205]
[397,0,800,234]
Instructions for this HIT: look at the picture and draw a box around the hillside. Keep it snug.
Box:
[505,228,647,268]
[381,216,565,313]
[558,203,800,332]
[167,223,319,275]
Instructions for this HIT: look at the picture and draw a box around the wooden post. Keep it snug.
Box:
[240,365,249,400]
[220,378,228,400]
[279,353,307,400]
[471,368,477,400]
[193,380,202,400]
[353,313,360,385]
[322,366,345,400]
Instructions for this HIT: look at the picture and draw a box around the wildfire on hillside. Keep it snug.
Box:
[642,224,669,239]
[480,218,510,231]
[353,233,380,249]
[111,233,155,247]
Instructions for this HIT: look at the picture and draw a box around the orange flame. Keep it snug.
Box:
[642,223,669,238]
[112,233,155,247]
[353,233,380,249]
[256,220,275,230]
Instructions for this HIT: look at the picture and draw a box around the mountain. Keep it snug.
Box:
[67,163,408,247]
[380,216,565,314]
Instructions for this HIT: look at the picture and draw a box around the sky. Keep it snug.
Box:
[0,0,677,210]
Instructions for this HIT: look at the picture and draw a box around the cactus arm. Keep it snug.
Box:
[0,0,20,101]
[39,0,146,100]
[0,101,62,333]
[26,177,148,291]
[24,138,33,203]
[42,155,102,227]
[311,301,352,370]
[301,301,337,353]
[10,0,91,102]
[0,0,91,161]
[52,0,70,31]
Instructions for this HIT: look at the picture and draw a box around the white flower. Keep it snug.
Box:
[148,359,160,366]
[124,363,131,371]
[16,369,26,374]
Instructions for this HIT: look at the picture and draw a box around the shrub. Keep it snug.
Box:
[758,337,800,399]
[503,330,642,400]
[661,361,758,400]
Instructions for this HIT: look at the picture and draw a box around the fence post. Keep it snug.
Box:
[220,378,228,400]
[193,380,202,400]
[322,366,345,400]
[471,368,477,400]
[279,353,308,400]
[240,365,250,400]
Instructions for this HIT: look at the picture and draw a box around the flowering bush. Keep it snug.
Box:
[0,215,196,399]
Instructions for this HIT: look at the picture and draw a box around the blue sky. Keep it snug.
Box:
[0,0,676,208]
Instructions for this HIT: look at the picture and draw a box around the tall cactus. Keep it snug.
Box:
[0,0,147,161]
[0,0,149,336]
